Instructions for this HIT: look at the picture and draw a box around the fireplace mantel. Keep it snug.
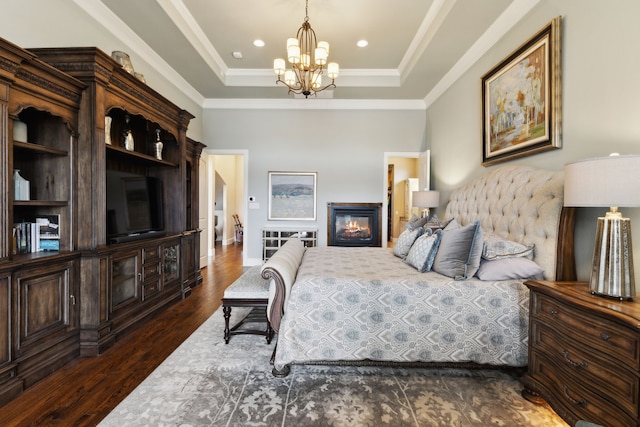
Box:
[327,202,382,247]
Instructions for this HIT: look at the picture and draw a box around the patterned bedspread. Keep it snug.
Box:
[273,246,530,371]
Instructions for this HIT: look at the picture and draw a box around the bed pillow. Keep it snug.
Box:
[475,257,544,280]
[482,233,534,260]
[393,227,423,259]
[422,214,452,233]
[405,214,429,230]
[432,221,483,280]
[405,229,442,272]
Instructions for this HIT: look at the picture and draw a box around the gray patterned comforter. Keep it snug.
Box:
[273,246,530,371]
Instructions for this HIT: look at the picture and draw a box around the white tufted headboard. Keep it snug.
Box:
[444,165,574,281]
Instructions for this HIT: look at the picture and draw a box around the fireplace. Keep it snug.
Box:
[327,202,382,247]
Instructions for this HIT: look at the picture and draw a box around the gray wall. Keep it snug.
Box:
[204,108,426,262]
[427,0,640,285]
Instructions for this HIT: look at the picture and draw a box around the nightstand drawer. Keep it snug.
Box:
[529,350,637,427]
[531,319,639,415]
[531,292,640,370]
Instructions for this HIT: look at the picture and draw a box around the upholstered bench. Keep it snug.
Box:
[222,265,273,344]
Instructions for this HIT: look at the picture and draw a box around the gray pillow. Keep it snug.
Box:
[406,214,428,230]
[405,229,442,272]
[475,257,544,280]
[432,221,483,280]
[482,233,534,260]
[393,227,423,259]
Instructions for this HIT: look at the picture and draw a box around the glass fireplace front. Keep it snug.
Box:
[327,202,382,247]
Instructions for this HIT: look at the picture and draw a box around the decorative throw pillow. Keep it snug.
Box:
[423,214,452,232]
[432,221,483,280]
[482,233,534,260]
[393,227,423,259]
[475,257,544,280]
[405,229,442,272]
[406,214,428,230]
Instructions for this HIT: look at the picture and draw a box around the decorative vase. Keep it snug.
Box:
[123,114,134,151]
[13,169,30,201]
[104,116,112,145]
[111,51,134,74]
[13,119,27,142]
[154,129,163,160]
[124,130,134,151]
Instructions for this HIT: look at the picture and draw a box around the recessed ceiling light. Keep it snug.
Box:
[357,40,368,48]
[232,51,243,59]
[253,39,265,47]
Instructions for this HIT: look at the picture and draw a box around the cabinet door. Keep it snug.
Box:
[110,250,140,312]
[163,242,180,288]
[13,261,77,358]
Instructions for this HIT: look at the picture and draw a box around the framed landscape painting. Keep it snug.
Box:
[268,172,317,220]
[481,17,562,166]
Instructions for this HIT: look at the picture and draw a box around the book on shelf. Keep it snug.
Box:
[12,214,60,254]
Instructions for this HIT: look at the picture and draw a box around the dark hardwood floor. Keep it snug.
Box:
[0,242,244,427]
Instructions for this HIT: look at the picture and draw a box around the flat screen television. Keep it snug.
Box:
[106,170,164,243]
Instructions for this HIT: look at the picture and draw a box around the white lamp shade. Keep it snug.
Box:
[412,191,440,208]
[327,62,339,79]
[273,58,285,75]
[284,70,296,86]
[564,154,640,207]
[287,45,300,64]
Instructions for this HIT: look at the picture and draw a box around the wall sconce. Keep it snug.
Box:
[564,154,640,300]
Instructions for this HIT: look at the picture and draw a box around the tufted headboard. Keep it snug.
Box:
[444,165,575,281]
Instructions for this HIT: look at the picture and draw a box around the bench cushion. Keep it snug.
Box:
[223,265,269,300]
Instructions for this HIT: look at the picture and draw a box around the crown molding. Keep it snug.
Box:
[202,98,426,111]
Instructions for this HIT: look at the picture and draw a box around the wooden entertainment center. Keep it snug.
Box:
[0,37,204,405]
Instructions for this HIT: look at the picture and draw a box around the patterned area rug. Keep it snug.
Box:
[98,307,567,426]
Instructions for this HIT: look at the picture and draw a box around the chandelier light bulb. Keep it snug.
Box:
[327,62,339,79]
[288,45,300,64]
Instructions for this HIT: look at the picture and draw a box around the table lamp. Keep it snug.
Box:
[564,154,640,300]
[412,190,440,218]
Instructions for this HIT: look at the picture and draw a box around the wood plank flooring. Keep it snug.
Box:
[0,242,244,427]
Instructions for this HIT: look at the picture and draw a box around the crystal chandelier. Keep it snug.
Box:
[273,0,339,98]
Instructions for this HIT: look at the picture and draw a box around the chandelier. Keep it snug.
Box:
[273,0,339,98]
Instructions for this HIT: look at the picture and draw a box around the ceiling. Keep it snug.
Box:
[79,0,539,104]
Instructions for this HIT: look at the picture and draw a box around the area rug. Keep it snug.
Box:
[98,307,567,426]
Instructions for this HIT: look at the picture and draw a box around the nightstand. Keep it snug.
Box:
[522,280,640,427]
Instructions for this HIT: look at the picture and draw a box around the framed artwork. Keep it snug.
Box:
[481,17,562,166]
[268,172,317,220]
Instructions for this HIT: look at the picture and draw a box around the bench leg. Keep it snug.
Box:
[223,305,231,344]
[266,319,273,344]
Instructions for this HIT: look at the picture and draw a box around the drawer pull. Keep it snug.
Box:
[563,385,587,406]
[600,332,611,341]
[562,350,588,368]
[549,309,558,315]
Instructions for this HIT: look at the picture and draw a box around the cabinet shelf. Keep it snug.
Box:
[13,141,68,156]
[106,144,178,168]
[13,200,68,207]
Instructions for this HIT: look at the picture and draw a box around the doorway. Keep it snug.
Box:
[201,149,248,265]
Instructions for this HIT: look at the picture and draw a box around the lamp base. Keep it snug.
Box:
[589,212,636,300]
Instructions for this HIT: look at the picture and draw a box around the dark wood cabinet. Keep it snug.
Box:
[28,46,203,356]
[523,280,640,427]
[0,36,204,407]
[0,37,84,406]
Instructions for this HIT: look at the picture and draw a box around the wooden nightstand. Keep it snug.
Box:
[522,280,640,427]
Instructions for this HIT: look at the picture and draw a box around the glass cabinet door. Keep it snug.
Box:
[111,251,139,308]
[163,242,180,284]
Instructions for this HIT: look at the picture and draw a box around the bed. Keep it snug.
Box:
[262,165,575,377]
